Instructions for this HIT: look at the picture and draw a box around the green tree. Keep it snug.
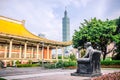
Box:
[112,17,120,60]
[115,17,120,34]
[112,34,120,60]
[72,18,116,60]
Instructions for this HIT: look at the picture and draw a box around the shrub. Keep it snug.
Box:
[63,61,77,67]
[28,60,32,64]
[53,60,57,63]
[44,63,55,69]
[17,64,32,67]
[101,60,120,65]
[112,53,120,60]
[69,54,76,61]
[38,61,42,66]
[16,60,20,64]
[64,56,69,59]
[69,61,77,66]
[92,72,120,80]
[56,60,63,68]
[0,78,6,80]
[44,60,77,69]
[104,57,112,61]
[16,64,39,67]
[63,61,70,67]
[31,64,40,67]
[58,56,62,59]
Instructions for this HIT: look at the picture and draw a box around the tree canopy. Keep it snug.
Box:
[112,17,120,60]
[72,18,117,60]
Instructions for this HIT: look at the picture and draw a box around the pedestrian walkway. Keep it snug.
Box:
[1,71,91,80]
[1,71,72,80]
[0,67,120,80]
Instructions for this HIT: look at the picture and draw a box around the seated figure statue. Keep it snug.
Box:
[71,42,102,77]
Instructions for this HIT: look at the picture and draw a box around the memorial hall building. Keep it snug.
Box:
[0,16,72,67]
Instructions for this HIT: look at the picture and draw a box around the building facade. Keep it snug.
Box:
[62,10,70,42]
[62,9,70,53]
[0,16,72,67]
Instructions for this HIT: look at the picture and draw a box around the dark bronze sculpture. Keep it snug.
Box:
[71,42,102,77]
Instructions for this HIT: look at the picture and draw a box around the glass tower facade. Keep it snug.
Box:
[62,10,70,53]
[62,10,70,42]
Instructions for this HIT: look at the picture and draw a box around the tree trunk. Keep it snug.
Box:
[103,53,106,60]
[102,46,107,60]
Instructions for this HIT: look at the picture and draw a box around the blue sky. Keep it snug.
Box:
[0,0,120,41]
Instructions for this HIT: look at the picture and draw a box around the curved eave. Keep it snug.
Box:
[0,16,72,46]
[0,32,72,46]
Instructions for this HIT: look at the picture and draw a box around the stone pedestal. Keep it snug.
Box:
[71,72,102,77]
[71,49,102,77]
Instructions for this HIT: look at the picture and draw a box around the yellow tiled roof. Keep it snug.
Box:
[0,16,72,46]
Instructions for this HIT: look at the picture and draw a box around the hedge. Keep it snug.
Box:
[44,60,77,69]
[44,63,56,69]
[16,64,40,67]
[15,60,120,68]
[44,60,120,69]
[0,78,6,80]
[101,60,120,65]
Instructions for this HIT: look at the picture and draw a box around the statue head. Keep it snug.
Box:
[85,42,92,48]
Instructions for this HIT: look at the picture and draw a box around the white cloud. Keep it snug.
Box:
[108,11,120,19]
[0,0,61,41]
[91,0,108,19]
[0,0,120,41]
[80,0,92,7]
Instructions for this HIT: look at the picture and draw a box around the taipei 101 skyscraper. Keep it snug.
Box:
[62,9,70,53]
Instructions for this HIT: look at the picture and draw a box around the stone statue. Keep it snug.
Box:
[83,42,93,58]
[71,42,102,77]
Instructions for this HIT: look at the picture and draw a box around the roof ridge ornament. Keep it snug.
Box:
[22,20,25,25]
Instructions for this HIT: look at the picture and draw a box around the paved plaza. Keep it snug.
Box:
[0,67,120,80]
